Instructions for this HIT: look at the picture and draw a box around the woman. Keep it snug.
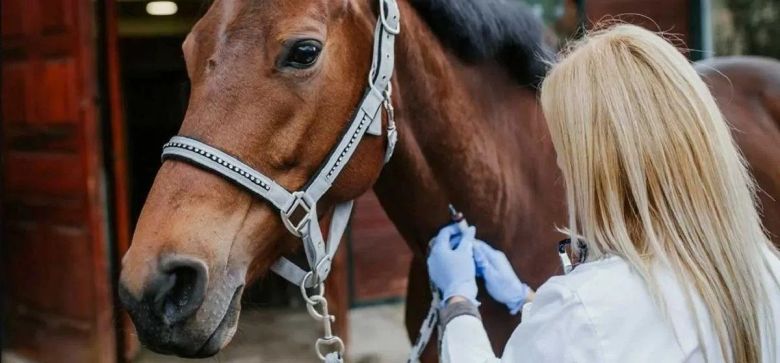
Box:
[428,24,780,363]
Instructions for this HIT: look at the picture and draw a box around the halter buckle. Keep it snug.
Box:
[379,0,400,35]
[281,191,315,237]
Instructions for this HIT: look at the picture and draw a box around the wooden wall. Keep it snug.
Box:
[350,192,411,303]
[1,0,121,361]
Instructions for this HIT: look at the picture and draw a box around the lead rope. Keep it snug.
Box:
[406,264,442,363]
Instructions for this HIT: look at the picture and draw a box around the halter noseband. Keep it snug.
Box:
[161,0,400,289]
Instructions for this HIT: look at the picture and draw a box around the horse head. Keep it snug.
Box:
[118,0,394,356]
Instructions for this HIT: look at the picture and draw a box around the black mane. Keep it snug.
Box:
[409,0,552,86]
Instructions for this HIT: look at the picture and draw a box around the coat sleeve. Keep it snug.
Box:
[441,315,500,363]
[440,280,603,363]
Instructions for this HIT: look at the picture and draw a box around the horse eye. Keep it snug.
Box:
[285,40,322,69]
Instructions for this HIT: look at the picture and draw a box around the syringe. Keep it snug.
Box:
[448,204,469,248]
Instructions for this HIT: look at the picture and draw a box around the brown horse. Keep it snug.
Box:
[695,56,780,240]
[118,0,780,360]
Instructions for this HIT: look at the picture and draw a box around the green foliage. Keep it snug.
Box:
[714,0,780,58]
[517,0,566,25]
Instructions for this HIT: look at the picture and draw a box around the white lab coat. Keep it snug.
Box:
[441,247,780,363]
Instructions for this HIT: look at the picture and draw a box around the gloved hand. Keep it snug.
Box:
[427,224,479,306]
[474,240,531,315]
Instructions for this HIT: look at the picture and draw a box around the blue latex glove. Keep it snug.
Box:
[427,224,479,306]
[474,240,530,315]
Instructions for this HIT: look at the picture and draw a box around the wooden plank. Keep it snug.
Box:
[3,195,85,227]
[39,0,73,35]
[103,0,138,359]
[0,0,26,39]
[4,222,95,320]
[3,151,85,197]
[1,62,29,124]
[4,124,81,152]
[73,0,118,358]
[35,58,79,124]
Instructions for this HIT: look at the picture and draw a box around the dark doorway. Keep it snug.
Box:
[116,0,204,220]
[119,35,189,219]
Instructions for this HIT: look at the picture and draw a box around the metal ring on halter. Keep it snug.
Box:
[306,295,330,321]
[367,65,376,90]
[315,337,346,361]
[299,271,324,305]
[379,0,401,34]
[281,191,315,237]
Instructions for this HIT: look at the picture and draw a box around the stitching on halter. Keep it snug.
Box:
[163,141,271,191]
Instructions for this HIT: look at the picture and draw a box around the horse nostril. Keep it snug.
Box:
[163,267,196,317]
[151,257,208,326]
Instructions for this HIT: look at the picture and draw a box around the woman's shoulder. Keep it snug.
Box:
[539,254,670,315]
[530,254,655,329]
[525,255,694,362]
[541,254,630,294]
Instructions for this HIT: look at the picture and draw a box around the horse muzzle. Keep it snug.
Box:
[118,255,243,357]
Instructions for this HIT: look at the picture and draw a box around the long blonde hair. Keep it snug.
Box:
[540,24,778,362]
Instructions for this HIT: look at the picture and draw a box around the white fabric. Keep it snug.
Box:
[442,247,780,363]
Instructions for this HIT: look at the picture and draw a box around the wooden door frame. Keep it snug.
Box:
[97,0,136,360]
[76,0,119,360]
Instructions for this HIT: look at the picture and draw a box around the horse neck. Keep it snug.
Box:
[373,3,562,259]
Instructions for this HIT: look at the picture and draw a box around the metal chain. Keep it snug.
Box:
[300,272,345,362]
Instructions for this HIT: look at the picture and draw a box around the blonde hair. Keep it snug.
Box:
[540,24,778,362]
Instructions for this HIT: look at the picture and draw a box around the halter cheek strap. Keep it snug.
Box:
[160,0,400,289]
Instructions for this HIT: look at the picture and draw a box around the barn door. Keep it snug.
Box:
[1,0,120,361]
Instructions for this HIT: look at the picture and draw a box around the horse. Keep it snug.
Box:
[118,0,780,360]
[695,56,780,239]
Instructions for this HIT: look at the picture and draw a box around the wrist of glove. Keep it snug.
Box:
[504,281,531,315]
[474,240,530,315]
[441,282,480,307]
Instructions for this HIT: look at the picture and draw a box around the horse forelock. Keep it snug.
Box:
[408,0,553,86]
